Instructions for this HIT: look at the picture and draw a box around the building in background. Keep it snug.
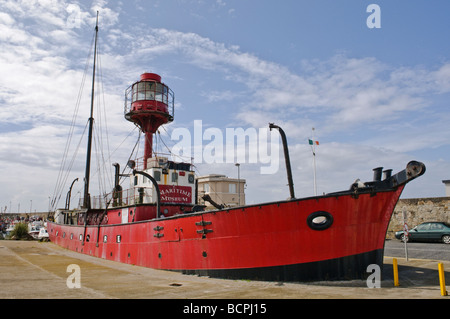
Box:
[442,180,450,197]
[197,174,246,210]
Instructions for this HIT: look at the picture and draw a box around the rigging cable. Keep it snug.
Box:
[51,32,96,210]
[159,125,193,163]
[92,39,113,206]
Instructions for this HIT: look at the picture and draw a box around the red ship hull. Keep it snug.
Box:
[48,186,404,281]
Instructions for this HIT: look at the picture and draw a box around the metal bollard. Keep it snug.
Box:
[438,263,448,296]
[393,258,400,287]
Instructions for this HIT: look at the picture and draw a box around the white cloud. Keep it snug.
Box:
[118,28,449,140]
[0,12,15,25]
[0,2,448,211]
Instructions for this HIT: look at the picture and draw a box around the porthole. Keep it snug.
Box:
[307,211,333,231]
[103,235,108,243]
[79,234,83,241]
[116,235,121,243]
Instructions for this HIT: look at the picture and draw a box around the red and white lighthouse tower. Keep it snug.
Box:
[125,73,174,169]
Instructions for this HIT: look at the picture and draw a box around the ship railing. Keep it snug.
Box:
[131,154,171,171]
[80,187,156,210]
[131,153,193,171]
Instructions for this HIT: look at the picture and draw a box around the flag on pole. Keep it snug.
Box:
[309,130,319,196]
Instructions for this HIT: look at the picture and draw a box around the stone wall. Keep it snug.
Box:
[386,197,450,239]
[1,212,49,220]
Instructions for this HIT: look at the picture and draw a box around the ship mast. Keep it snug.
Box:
[83,11,99,209]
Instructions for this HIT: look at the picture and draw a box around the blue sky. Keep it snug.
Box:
[0,0,449,212]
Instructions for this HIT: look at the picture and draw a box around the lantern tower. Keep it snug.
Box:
[124,73,174,169]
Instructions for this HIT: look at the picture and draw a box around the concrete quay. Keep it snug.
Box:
[0,240,448,299]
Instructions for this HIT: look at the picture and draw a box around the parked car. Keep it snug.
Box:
[38,227,49,242]
[395,222,450,244]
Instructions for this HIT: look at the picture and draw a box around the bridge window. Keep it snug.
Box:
[154,170,161,181]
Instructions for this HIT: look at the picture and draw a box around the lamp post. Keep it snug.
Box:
[235,163,240,206]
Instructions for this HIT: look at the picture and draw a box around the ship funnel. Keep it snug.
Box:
[112,163,123,207]
[383,169,392,180]
[373,167,383,181]
[113,163,120,186]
